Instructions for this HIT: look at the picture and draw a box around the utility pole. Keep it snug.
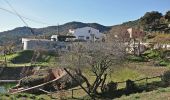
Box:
[57,23,59,35]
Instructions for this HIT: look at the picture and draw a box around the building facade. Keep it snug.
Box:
[69,27,105,41]
[22,27,105,51]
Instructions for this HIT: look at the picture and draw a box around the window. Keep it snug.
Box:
[86,36,89,39]
[88,30,91,33]
[78,36,84,40]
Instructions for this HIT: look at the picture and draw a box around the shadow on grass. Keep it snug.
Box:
[98,81,168,99]
[65,81,169,100]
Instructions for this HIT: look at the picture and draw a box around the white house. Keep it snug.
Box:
[22,27,105,51]
[69,27,105,41]
[51,35,58,41]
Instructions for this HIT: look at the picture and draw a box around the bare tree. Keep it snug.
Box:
[58,40,126,95]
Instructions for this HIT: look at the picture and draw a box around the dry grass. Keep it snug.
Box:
[1,61,168,99]
[127,62,169,77]
[51,62,169,99]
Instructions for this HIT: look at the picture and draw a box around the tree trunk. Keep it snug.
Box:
[78,73,91,93]
[101,74,107,92]
[133,38,136,55]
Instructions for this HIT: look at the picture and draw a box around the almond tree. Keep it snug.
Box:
[58,40,126,95]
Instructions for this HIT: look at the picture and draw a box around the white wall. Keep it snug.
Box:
[22,38,71,51]
[69,27,104,41]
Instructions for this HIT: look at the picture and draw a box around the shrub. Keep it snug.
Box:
[143,50,161,59]
[20,74,48,87]
[11,50,34,63]
[101,81,117,93]
[162,70,170,85]
[126,79,137,91]
[158,60,169,66]
[127,55,146,62]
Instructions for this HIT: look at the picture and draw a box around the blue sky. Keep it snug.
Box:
[0,0,170,32]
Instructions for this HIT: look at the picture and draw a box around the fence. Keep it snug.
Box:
[50,75,162,99]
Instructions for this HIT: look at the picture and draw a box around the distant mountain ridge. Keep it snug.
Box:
[0,10,169,48]
[37,21,112,35]
[0,21,111,44]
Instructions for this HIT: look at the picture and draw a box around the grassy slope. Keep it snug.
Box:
[0,50,169,99]
[1,87,170,100]
[0,93,52,100]
[52,63,167,99]
[0,50,57,67]
[116,87,170,100]
[0,65,168,99]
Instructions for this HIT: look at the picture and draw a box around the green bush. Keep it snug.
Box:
[127,55,146,62]
[162,70,170,85]
[10,50,56,64]
[11,50,34,63]
[20,74,47,87]
[102,81,117,93]
[143,50,170,66]
[158,60,169,66]
[143,50,161,59]
[162,50,170,61]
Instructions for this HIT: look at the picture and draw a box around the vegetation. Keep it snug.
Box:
[126,49,170,66]
[0,93,52,100]
[162,70,170,84]
[0,61,168,99]
[58,41,126,97]
[2,86,170,100]
[0,50,57,67]
[139,11,162,31]
[0,10,169,45]
[0,10,170,99]
[116,87,170,100]
[139,11,170,33]
[127,55,146,62]
[151,34,170,43]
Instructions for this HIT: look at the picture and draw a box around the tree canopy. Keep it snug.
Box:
[165,11,170,21]
[139,11,163,30]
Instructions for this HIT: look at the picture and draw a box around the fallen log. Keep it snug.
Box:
[10,71,66,94]
[9,68,85,94]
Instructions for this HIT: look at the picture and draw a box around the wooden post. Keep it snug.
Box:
[133,38,136,55]
[160,75,163,80]
[145,77,148,86]
[64,68,95,100]
[72,89,74,98]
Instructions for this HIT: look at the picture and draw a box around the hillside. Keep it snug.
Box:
[0,19,140,45]
[0,22,111,45]
[0,10,170,45]
[0,50,57,67]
